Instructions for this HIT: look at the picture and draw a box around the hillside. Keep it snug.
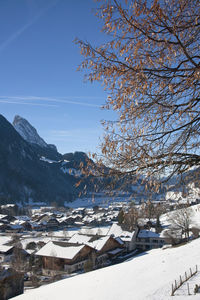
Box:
[14,237,200,300]
[0,114,75,204]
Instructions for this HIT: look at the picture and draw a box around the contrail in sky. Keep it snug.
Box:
[0,95,102,108]
[0,0,59,53]
[0,99,57,107]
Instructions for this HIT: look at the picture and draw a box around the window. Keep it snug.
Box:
[152,239,158,243]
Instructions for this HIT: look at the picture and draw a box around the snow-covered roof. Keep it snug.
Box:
[107,223,123,236]
[79,226,109,236]
[49,229,79,238]
[36,241,86,260]
[138,230,161,239]
[0,214,7,219]
[107,223,135,241]
[16,216,30,221]
[1,204,15,208]
[0,245,13,253]
[10,224,22,230]
[68,233,92,244]
[87,236,111,251]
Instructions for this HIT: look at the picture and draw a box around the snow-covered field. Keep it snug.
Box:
[14,237,200,300]
[65,196,132,208]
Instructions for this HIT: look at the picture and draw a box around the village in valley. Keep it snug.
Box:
[0,0,200,299]
[0,193,200,299]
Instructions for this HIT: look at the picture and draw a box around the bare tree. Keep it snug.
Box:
[123,204,139,230]
[77,0,200,185]
[11,243,27,273]
[167,204,194,241]
[143,200,156,221]
[162,228,182,245]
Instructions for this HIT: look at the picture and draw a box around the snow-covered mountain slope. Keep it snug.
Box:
[13,115,57,151]
[14,236,200,300]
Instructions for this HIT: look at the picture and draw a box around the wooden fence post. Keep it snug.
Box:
[187,283,190,295]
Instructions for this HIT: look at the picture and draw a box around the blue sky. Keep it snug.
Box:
[0,0,114,154]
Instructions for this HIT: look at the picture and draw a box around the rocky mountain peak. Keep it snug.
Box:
[13,115,54,150]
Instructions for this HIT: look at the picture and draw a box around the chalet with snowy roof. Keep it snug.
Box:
[36,241,96,275]
[87,235,124,266]
[45,217,60,230]
[107,223,138,252]
[20,221,32,231]
[64,215,83,226]
[136,229,165,250]
[68,233,92,244]
[38,214,60,230]
[57,216,70,227]
[67,232,124,266]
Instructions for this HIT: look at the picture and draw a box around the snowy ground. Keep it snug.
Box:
[13,237,200,300]
[65,196,132,208]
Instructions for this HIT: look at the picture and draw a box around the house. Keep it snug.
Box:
[37,214,60,230]
[136,229,165,250]
[107,223,138,252]
[87,235,124,266]
[45,217,60,230]
[69,232,125,260]
[20,221,32,231]
[35,241,96,275]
